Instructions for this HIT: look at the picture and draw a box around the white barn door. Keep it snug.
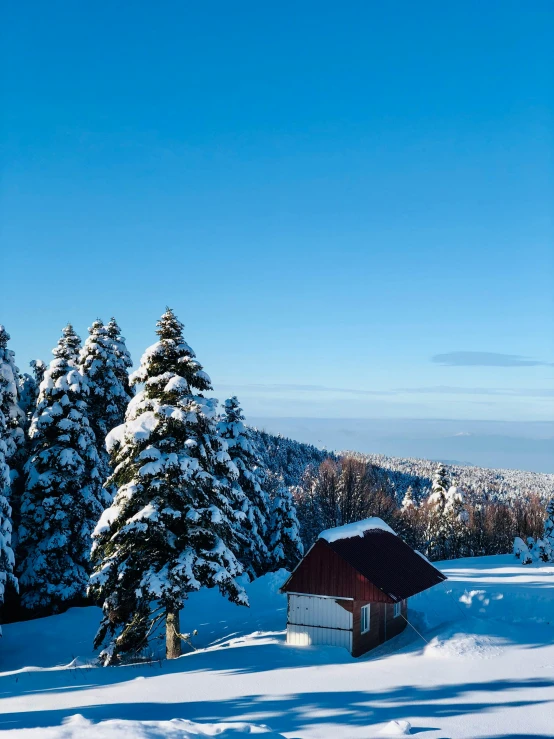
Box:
[287,594,353,651]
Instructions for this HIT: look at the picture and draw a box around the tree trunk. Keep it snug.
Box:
[165,608,181,660]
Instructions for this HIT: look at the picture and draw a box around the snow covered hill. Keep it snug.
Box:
[348,451,554,504]
[252,429,554,504]
[1,557,554,738]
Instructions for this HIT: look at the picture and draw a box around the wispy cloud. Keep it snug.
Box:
[431,351,554,367]
[214,383,394,396]
[215,382,554,399]
[398,385,554,398]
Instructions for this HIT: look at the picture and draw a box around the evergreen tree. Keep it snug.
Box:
[0,326,21,616]
[267,474,304,570]
[17,325,107,614]
[294,465,325,550]
[401,485,416,510]
[544,498,554,549]
[396,485,420,550]
[0,326,26,472]
[10,359,45,565]
[79,318,133,482]
[0,437,17,623]
[425,463,450,560]
[89,309,247,665]
[17,372,38,430]
[30,359,46,387]
[217,396,271,578]
[445,484,469,558]
[538,497,554,562]
[105,317,133,394]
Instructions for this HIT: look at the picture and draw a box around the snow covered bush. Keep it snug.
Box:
[89,309,248,664]
[514,498,554,565]
[17,325,108,614]
[217,396,271,579]
[513,537,533,565]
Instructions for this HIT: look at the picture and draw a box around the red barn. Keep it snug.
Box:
[281,518,446,657]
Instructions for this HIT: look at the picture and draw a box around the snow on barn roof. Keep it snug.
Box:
[282,517,446,602]
[319,517,396,543]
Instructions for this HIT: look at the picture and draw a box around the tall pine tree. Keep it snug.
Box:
[217,396,271,578]
[79,318,133,482]
[0,326,22,617]
[445,484,468,558]
[105,317,133,395]
[17,325,107,614]
[543,498,554,560]
[425,463,450,561]
[89,309,247,664]
[267,474,304,571]
[0,326,26,479]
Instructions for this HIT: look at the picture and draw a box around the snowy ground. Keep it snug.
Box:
[1,557,553,738]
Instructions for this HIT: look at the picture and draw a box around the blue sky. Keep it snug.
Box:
[2,2,553,469]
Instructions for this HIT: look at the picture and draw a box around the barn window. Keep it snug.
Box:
[360,604,370,633]
[393,602,401,618]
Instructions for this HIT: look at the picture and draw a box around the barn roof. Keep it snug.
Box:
[281,520,446,602]
[324,528,446,601]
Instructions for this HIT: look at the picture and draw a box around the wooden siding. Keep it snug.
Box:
[282,540,395,603]
[384,598,408,642]
[351,598,408,657]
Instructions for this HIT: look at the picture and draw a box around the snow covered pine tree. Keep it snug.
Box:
[425,463,450,561]
[17,325,108,614]
[89,309,247,664]
[445,484,468,558]
[216,396,271,578]
[79,318,133,484]
[0,326,22,618]
[267,474,304,570]
[542,498,554,561]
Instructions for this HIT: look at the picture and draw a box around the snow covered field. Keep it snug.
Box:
[1,556,553,738]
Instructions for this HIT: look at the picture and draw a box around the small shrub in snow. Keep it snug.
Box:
[513,537,533,565]
[514,498,554,565]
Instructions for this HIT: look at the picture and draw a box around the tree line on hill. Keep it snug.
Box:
[353,451,554,505]
[292,456,554,562]
[0,311,303,663]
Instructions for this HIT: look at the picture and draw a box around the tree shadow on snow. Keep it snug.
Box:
[0,676,552,734]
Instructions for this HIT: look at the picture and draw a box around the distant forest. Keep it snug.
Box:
[256,432,553,562]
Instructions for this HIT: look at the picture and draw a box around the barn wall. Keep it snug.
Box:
[287,594,353,652]
[288,594,353,630]
[351,599,408,657]
[383,598,408,642]
[286,624,353,651]
[352,601,383,657]
[283,540,394,602]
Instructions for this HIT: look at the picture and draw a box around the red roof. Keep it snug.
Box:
[282,529,446,602]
